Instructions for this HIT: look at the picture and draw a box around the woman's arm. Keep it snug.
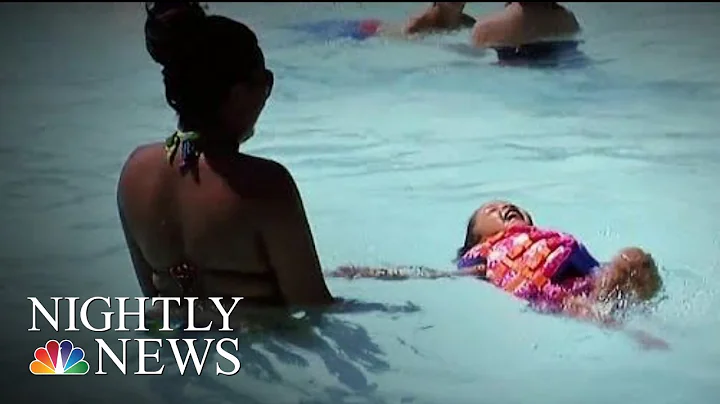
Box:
[118,197,158,298]
[117,149,158,299]
[260,164,334,306]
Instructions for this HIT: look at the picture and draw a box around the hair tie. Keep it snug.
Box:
[165,130,202,173]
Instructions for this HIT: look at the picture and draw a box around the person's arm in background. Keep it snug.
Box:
[470,16,512,48]
[403,4,476,36]
[460,13,476,28]
[261,164,334,306]
[403,13,433,36]
[469,2,528,48]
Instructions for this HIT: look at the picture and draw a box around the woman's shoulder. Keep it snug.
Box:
[234,153,298,191]
[118,142,299,202]
[237,153,292,176]
[117,143,165,215]
[121,141,166,167]
[121,142,291,178]
[119,142,165,184]
[470,8,523,47]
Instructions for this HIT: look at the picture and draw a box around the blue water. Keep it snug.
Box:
[1,2,720,403]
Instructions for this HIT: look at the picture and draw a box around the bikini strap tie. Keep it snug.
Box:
[165,130,202,173]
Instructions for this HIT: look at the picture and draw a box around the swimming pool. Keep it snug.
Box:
[1,2,719,403]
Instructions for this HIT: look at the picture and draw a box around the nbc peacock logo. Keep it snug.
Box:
[29,340,89,375]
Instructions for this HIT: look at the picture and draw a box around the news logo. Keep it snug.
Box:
[30,339,89,375]
[28,297,244,376]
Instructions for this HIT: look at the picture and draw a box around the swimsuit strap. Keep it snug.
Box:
[166,263,214,312]
[165,130,202,173]
[167,263,201,299]
[149,264,238,333]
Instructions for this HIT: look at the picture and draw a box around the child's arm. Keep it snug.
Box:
[326,264,486,280]
[563,295,613,324]
[456,264,488,279]
[562,296,669,350]
[326,265,446,280]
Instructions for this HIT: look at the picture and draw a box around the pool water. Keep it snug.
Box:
[1,2,720,403]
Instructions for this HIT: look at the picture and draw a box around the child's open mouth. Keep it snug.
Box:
[502,206,523,222]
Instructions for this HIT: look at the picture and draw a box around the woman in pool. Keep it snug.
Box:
[469,2,582,64]
[293,2,475,41]
[332,200,663,327]
[117,2,333,310]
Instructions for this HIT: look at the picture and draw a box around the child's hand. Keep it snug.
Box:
[603,247,662,302]
[563,296,598,320]
[327,265,363,278]
[456,264,487,279]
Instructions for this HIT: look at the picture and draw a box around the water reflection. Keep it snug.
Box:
[136,299,422,403]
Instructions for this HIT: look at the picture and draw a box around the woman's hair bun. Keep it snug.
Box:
[144,2,208,67]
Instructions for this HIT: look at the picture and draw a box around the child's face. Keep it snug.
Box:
[471,201,533,241]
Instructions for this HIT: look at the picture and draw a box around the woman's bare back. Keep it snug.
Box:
[471,2,581,47]
[118,143,333,305]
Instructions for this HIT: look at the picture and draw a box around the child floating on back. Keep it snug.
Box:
[453,201,662,323]
[329,200,666,348]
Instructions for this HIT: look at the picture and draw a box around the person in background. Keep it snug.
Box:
[470,2,582,64]
[118,2,333,313]
[289,2,475,41]
[402,2,477,36]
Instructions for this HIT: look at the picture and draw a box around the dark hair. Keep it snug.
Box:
[144,2,265,132]
[455,213,478,262]
[453,206,535,262]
